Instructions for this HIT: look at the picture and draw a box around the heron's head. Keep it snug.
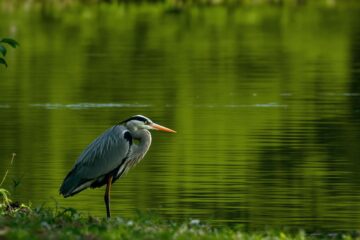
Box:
[121,115,176,133]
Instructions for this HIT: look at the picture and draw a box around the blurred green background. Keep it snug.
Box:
[1,0,360,230]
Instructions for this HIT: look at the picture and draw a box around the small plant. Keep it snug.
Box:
[0,188,11,208]
[0,38,19,67]
[0,153,16,209]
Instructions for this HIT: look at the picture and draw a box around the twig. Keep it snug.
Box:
[0,153,16,187]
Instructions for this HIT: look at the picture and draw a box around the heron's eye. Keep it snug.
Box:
[144,120,149,125]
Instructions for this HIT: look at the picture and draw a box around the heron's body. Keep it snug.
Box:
[59,115,175,218]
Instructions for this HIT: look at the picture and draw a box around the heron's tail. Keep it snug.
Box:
[59,168,91,198]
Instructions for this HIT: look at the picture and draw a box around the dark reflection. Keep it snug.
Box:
[0,3,360,231]
[251,108,360,229]
[348,20,360,187]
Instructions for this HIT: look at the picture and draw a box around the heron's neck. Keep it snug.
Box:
[130,129,152,158]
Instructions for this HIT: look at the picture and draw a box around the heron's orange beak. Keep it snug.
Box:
[151,123,176,133]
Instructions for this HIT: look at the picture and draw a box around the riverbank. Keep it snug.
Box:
[0,202,359,240]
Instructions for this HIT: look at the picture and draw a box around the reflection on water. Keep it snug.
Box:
[30,103,151,109]
[1,3,360,231]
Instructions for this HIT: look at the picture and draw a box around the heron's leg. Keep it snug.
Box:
[104,175,113,219]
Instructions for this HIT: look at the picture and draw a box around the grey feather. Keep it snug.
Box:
[60,125,131,197]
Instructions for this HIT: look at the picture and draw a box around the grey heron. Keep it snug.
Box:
[59,115,176,218]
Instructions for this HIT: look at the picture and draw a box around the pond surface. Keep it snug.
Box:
[1,3,360,230]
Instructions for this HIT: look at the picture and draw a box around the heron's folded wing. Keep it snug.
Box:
[74,125,131,179]
[60,125,132,196]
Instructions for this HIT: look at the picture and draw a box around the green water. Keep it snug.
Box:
[1,2,360,230]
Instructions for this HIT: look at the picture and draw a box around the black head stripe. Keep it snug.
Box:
[120,115,150,124]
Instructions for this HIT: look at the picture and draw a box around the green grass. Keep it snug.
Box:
[0,203,359,240]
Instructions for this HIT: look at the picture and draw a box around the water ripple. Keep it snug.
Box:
[30,103,151,109]
[0,104,10,108]
[193,103,288,108]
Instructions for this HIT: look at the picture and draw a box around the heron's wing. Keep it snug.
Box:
[60,125,132,197]
[74,125,131,177]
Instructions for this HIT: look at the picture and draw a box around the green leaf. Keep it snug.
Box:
[0,38,19,48]
[0,45,7,57]
[0,58,8,67]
